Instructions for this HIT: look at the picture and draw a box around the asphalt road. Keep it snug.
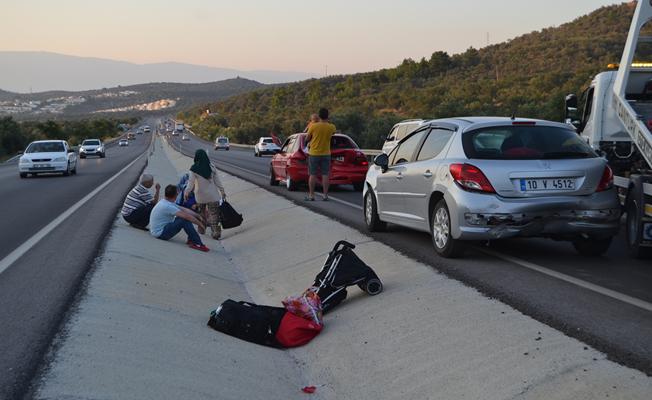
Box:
[0,129,152,399]
[168,131,652,374]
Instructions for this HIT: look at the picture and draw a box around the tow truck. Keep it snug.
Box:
[565,0,652,258]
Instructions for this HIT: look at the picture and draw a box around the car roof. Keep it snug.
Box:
[30,140,66,144]
[83,138,101,141]
[421,116,572,132]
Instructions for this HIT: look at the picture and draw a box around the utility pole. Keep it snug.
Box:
[486,32,490,47]
[325,65,328,77]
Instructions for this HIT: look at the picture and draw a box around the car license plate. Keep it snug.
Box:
[520,178,575,191]
[335,156,345,162]
[34,164,50,168]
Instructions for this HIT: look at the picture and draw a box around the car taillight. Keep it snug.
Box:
[596,165,613,192]
[449,163,495,193]
[289,153,307,165]
[354,152,368,166]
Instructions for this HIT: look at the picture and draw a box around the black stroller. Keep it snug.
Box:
[313,241,383,313]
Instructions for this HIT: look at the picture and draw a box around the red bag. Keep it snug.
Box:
[275,312,323,348]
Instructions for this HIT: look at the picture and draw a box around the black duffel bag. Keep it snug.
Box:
[219,200,243,229]
[207,300,285,348]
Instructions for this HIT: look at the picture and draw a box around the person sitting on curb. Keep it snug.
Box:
[121,174,160,230]
[184,149,226,240]
[149,185,209,252]
[305,108,336,201]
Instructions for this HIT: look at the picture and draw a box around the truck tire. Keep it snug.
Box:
[626,198,652,259]
[572,236,612,257]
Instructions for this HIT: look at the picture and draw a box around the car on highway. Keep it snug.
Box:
[143,126,151,133]
[78,139,105,158]
[127,132,136,140]
[118,139,129,147]
[254,137,281,156]
[269,133,368,191]
[182,134,190,141]
[363,117,621,258]
[214,136,230,150]
[382,119,425,154]
[19,140,77,178]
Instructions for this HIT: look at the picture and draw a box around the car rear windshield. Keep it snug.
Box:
[262,138,274,144]
[331,136,358,149]
[462,126,596,160]
[26,142,65,153]
[83,140,100,146]
[218,138,228,143]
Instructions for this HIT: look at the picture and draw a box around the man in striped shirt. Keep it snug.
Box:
[121,174,160,229]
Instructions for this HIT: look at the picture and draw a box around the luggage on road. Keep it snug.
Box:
[219,200,243,229]
[313,240,383,313]
[207,300,286,348]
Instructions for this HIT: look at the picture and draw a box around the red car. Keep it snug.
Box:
[269,133,369,191]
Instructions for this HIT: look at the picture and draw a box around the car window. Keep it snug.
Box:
[416,129,454,161]
[390,129,428,166]
[26,142,65,153]
[394,125,408,141]
[218,138,228,143]
[386,126,398,141]
[331,136,357,149]
[282,137,295,153]
[262,138,274,144]
[462,126,597,160]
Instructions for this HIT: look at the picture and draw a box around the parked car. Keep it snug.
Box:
[182,134,190,141]
[79,139,105,158]
[19,140,77,178]
[118,139,129,146]
[214,136,230,150]
[363,117,621,258]
[254,137,281,156]
[382,119,425,154]
[269,133,368,191]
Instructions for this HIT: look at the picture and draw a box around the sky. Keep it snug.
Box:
[0,0,621,75]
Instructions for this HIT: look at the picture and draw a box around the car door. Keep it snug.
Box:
[273,136,295,179]
[400,126,456,230]
[375,129,428,226]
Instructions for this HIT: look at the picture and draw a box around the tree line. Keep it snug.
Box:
[178,3,634,149]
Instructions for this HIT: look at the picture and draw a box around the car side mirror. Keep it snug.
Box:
[374,153,389,172]
[68,148,74,153]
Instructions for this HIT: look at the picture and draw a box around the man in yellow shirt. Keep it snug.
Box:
[305,108,336,201]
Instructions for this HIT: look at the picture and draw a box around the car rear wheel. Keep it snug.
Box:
[431,199,465,258]
[270,167,279,186]
[286,172,298,191]
[364,190,386,232]
[19,172,27,179]
[572,236,612,257]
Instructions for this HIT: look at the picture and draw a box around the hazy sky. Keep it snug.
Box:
[0,0,620,75]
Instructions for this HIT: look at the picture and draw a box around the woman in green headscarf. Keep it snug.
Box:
[184,149,226,239]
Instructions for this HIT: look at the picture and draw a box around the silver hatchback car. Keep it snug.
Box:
[363,117,621,258]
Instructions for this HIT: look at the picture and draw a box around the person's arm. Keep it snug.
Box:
[184,173,196,201]
[153,183,161,204]
[175,209,205,230]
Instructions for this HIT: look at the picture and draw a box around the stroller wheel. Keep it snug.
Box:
[358,278,383,295]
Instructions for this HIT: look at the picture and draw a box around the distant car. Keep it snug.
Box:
[127,132,136,140]
[79,139,105,158]
[118,139,129,147]
[382,119,425,154]
[19,140,77,178]
[143,126,151,133]
[214,136,230,150]
[182,134,190,141]
[270,133,368,191]
[254,137,281,156]
[137,128,144,134]
[363,117,621,258]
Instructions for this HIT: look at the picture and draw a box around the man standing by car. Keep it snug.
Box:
[305,108,336,201]
[149,185,209,252]
[121,174,160,230]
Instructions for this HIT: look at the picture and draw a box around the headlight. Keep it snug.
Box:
[79,148,85,152]
[19,158,30,164]
[53,156,66,162]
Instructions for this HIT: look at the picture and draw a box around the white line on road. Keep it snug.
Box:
[476,247,652,312]
[0,154,146,276]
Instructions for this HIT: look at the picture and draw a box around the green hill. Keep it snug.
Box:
[178,2,635,148]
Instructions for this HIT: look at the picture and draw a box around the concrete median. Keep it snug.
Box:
[33,136,652,400]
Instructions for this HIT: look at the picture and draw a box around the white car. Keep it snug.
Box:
[143,126,151,133]
[19,140,77,178]
[382,119,425,154]
[182,134,190,141]
[254,137,280,156]
[118,139,129,146]
[79,139,105,158]
[214,136,230,150]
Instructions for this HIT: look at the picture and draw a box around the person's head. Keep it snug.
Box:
[140,174,154,188]
[318,108,329,121]
[194,149,209,164]
[164,185,178,200]
[310,113,320,123]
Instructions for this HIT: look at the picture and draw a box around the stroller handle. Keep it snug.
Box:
[333,240,356,251]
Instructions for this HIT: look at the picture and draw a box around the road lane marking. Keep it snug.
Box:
[0,153,146,276]
[476,247,652,312]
